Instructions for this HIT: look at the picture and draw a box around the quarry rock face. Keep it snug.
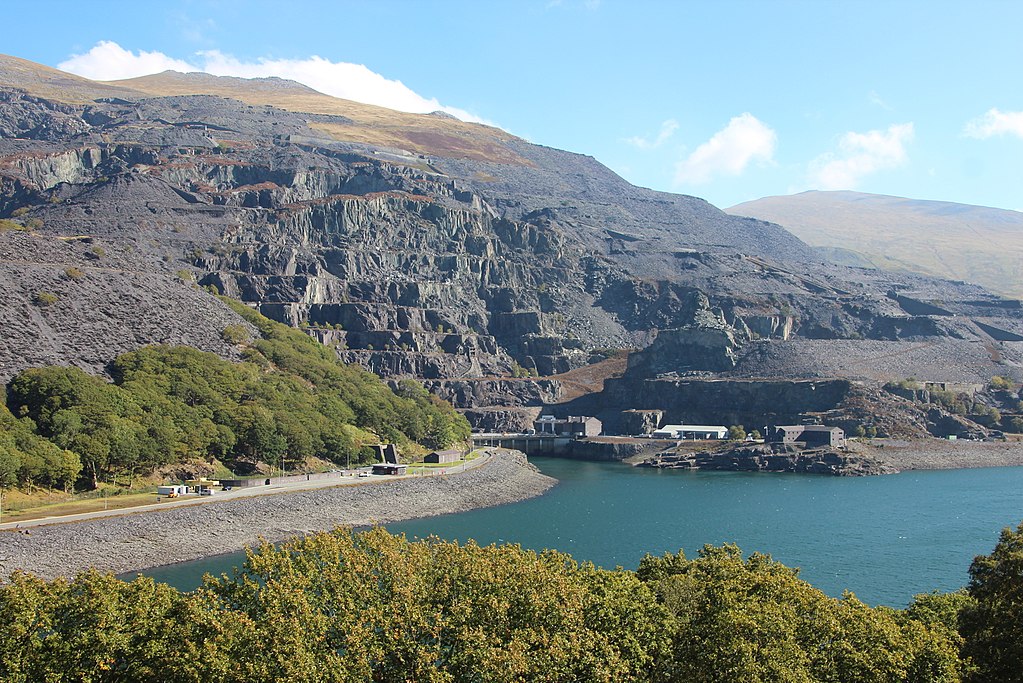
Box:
[0,60,1020,436]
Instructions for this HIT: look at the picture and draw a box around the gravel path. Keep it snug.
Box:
[0,450,556,581]
[853,438,1023,471]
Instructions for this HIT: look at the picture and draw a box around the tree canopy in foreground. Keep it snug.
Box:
[6,522,1023,682]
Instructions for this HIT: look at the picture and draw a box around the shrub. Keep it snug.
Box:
[0,219,27,232]
[221,324,249,345]
[990,375,1014,391]
[32,291,58,306]
[63,267,85,280]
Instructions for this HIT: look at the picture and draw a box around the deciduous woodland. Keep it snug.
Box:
[0,300,470,492]
[2,523,1022,682]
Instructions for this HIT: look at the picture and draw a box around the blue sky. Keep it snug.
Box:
[6,0,1023,211]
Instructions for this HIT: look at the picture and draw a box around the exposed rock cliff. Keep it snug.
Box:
[0,58,1020,438]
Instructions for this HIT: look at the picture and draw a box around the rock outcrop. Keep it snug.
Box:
[639,443,897,476]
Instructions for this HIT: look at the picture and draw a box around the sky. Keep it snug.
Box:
[5,0,1023,211]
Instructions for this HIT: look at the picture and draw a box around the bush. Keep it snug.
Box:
[727,424,746,441]
[989,376,1014,391]
[0,219,27,232]
[63,267,85,280]
[221,324,249,345]
[32,291,58,307]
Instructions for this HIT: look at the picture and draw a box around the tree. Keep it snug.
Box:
[637,544,962,682]
[727,424,746,441]
[961,522,1023,681]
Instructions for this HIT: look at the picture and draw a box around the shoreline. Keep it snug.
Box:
[854,438,1023,471]
[0,449,556,582]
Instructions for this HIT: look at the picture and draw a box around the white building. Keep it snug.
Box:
[651,424,728,440]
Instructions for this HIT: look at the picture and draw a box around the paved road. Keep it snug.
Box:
[0,452,491,531]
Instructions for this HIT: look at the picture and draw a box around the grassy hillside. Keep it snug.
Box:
[729,190,1023,299]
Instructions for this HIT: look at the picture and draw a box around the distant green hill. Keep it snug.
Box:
[729,190,1023,299]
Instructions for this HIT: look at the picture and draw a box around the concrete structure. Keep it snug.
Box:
[425,449,461,464]
[372,463,408,476]
[533,415,602,437]
[473,433,574,456]
[769,425,846,448]
[650,424,728,440]
[371,444,399,464]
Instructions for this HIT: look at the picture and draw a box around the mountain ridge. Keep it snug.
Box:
[728,190,1023,299]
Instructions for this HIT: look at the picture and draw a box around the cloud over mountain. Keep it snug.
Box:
[58,41,486,123]
[808,123,914,190]
[673,113,776,186]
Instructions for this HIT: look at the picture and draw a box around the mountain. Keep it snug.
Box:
[0,55,1020,440]
[728,190,1023,299]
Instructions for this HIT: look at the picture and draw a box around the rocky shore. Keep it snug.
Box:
[860,438,1023,471]
[634,438,1023,476]
[637,443,897,476]
[0,450,556,582]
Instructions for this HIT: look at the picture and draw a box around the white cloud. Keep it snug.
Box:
[58,41,487,123]
[868,90,892,110]
[58,41,198,81]
[964,108,1023,139]
[673,113,776,185]
[624,119,678,150]
[807,122,914,190]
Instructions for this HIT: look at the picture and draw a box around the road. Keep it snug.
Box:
[0,452,491,531]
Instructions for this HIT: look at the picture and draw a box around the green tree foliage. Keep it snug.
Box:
[0,403,81,491]
[637,545,962,682]
[5,304,469,490]
[961,522,1023,682]
[727,424,746,441]
[0,528,972,682]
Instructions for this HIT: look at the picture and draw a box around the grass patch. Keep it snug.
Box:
[1,490,161,522]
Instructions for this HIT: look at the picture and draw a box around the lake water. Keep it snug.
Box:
[137,457,1023,606]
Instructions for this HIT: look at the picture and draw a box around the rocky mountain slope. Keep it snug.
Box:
[1,55,1020,438]
[728,190,1023,299]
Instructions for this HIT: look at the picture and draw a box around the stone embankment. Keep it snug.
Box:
[0,449,555,582]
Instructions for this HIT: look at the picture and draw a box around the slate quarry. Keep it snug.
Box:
[0,56,1020,438]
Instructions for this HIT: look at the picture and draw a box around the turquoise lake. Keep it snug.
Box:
[137,457,1023,606]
